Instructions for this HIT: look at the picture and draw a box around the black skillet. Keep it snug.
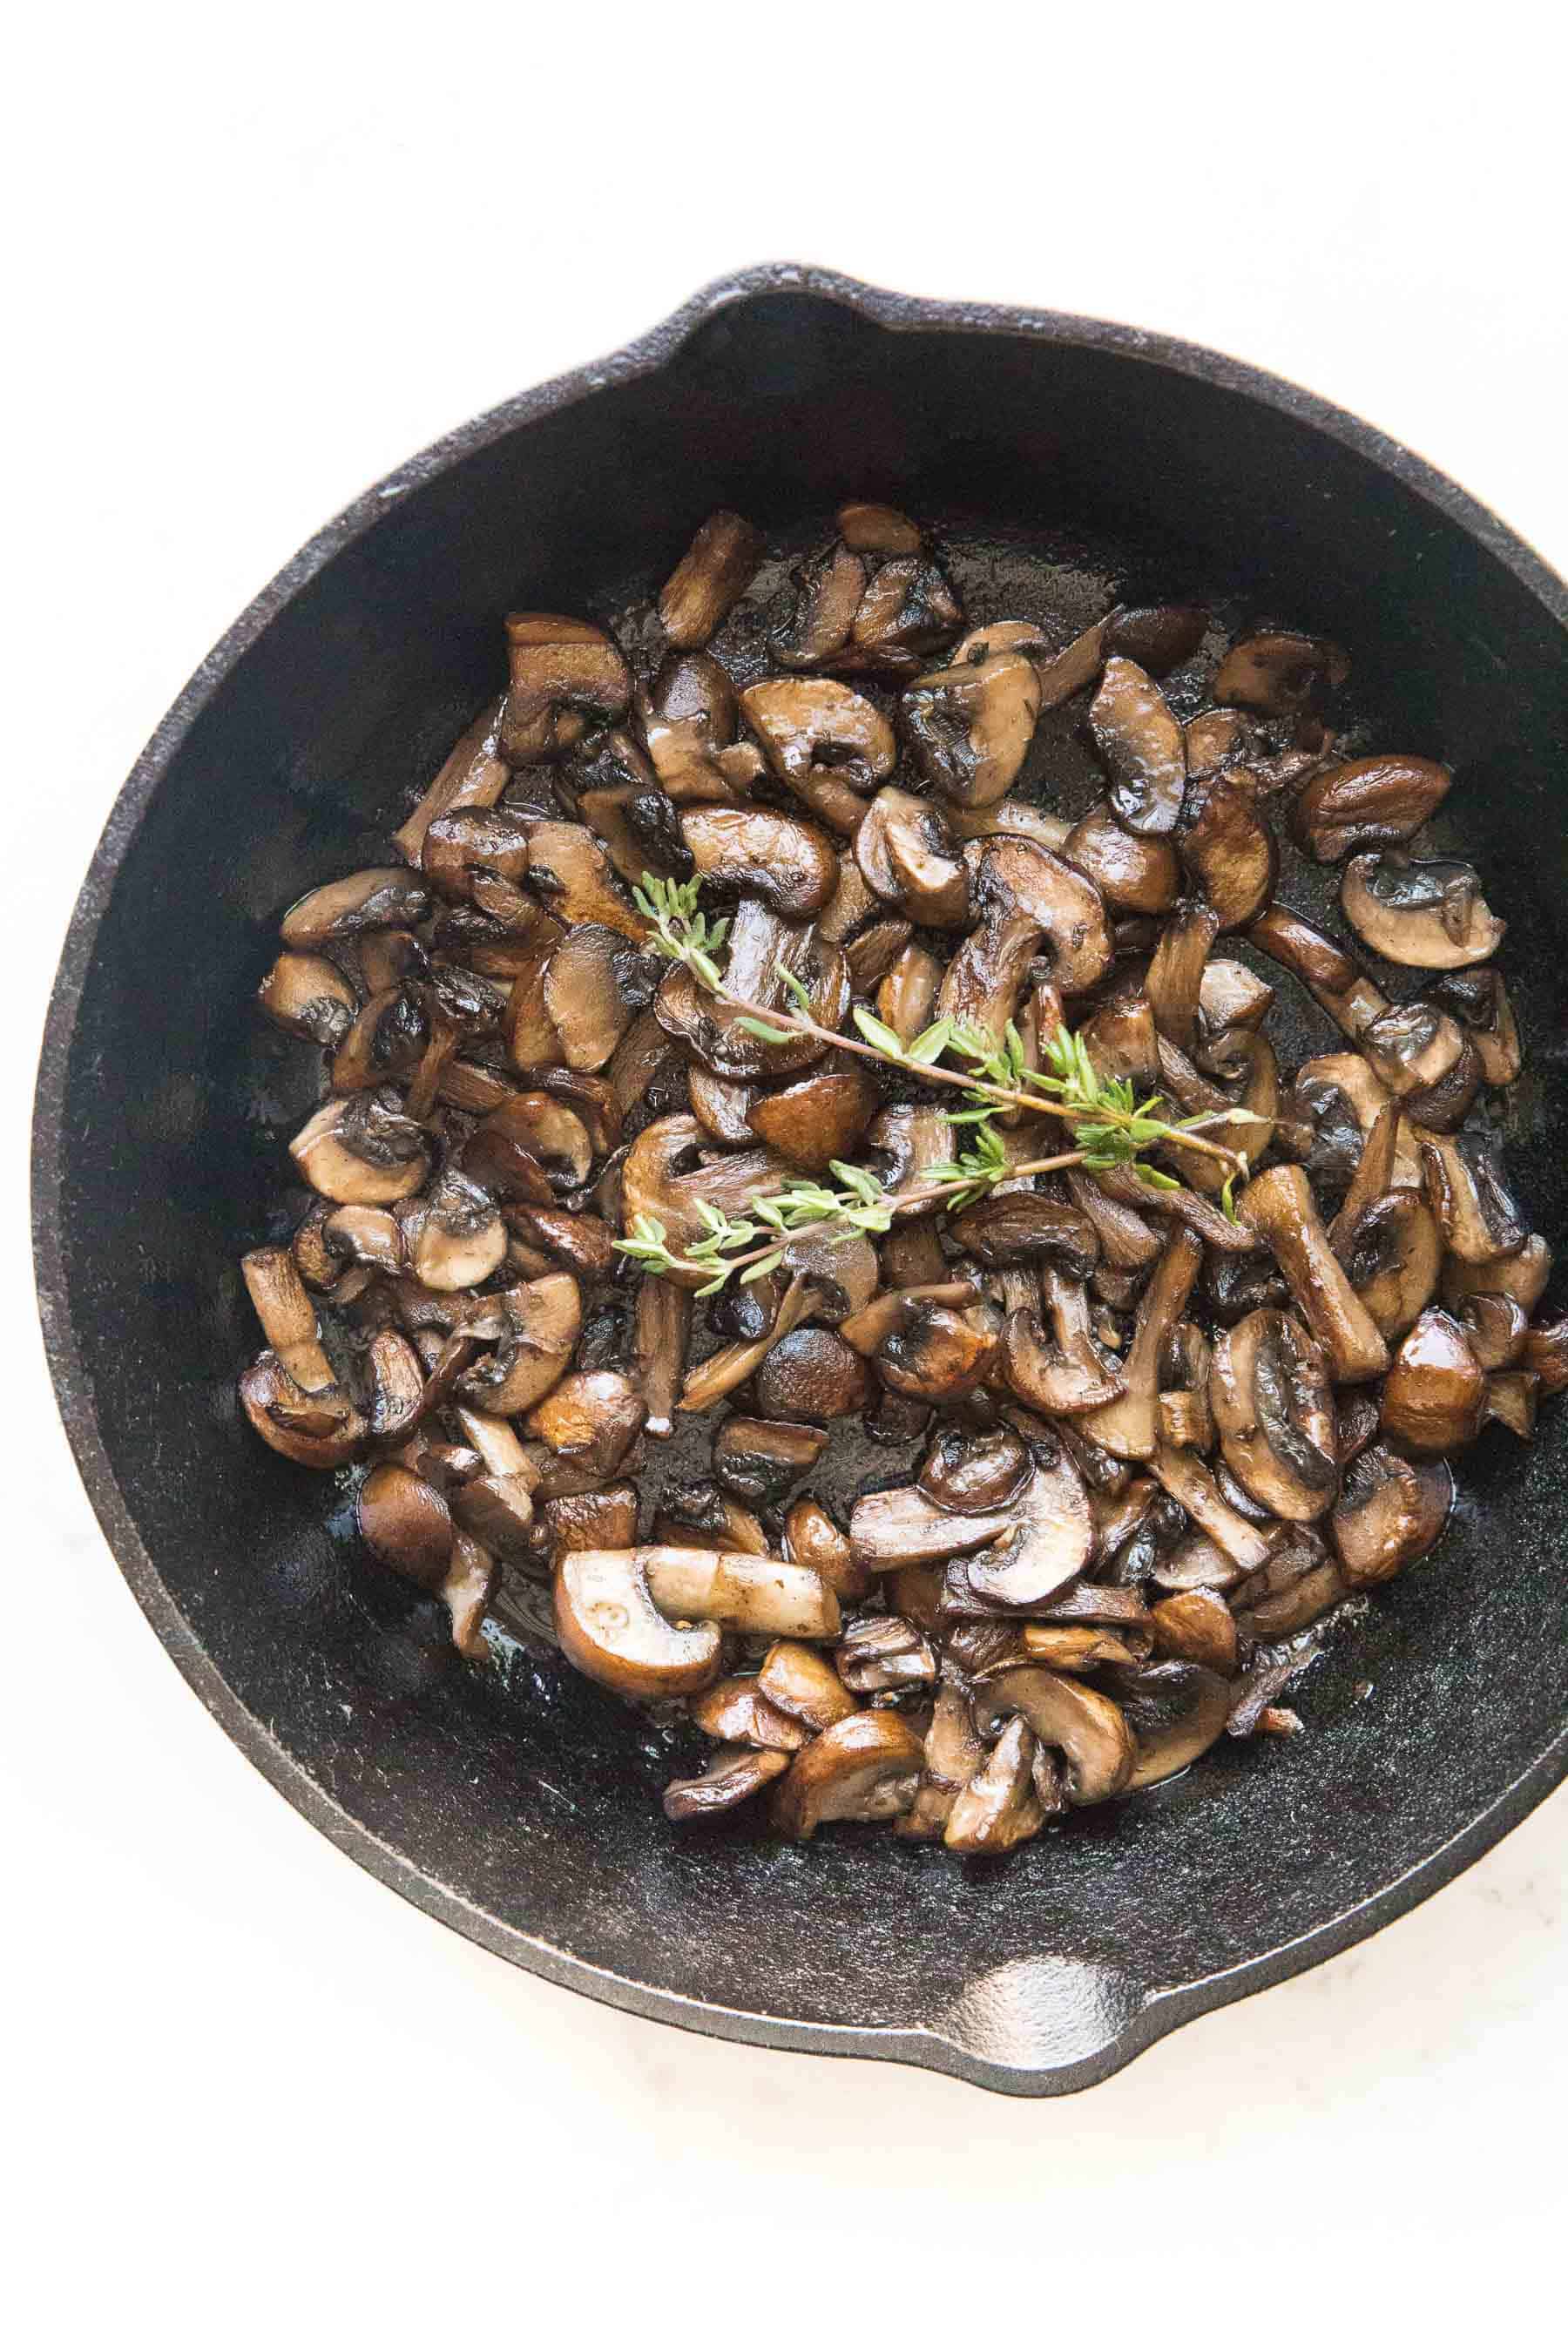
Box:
[31,267,1568,2094]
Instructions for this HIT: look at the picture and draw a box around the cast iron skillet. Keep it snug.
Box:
[32,266,1568,2095]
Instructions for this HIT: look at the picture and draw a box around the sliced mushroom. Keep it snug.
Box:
[1484,1369,1539,1438]
[1335,1186,1443,1342]
[1442,1233,1553,1316]
[961,1451,1096,1611]
[456,1273,581,1416]
[876,942,944,1046]
[1418,1128,1527,1264]
[1380,1308,1487,1455]
[855,787,969,925]
[357,1463,454,1590]
[679,804,839,919]
[1210,1309,1339,1521]
[1150,1590,1239,1674]
[524,1369,645,1481]
[937,836,1112,1045]
[500,614,631,762]
[1428,968,1521,1088]
[756,1637,859,1730]
[918,1426,1032,1514]
[1179,772,1279,929]
[404,1169,507,1292]
[257,950,359,1047]
[656,900,848,1081]
[1063,801,1181,914]
[280,867,430,948]
[943,1718,1047,1855]
[420,805,531,906]
[240,1344,365,1469]
[1291,754,1452,862]
[658,510,763,648]
[949,1190,1098,1277]
[689,1676,809,1752]
[633,1274,690,1441]
[682,1281,823,1416]
[767,540,866,666]
[848,1481,1017,1575]
[1213,630,1348,715]
[1148,1444,1274,1571]
[1330,1444,1453,1587]
[901,652,1041,808]
[845,554,963,674]
[290,1091,429,1206]
[620,1113,794,1275]
[392,696,510,864]
[870,1294,999,1405]
[1239,1162,1389,1383]
[836,1614,937,1694]
[1105,1660,1234,1790]
[747,1066,881,1173]
[553,1548,724,1701]
[770,1712,924,1839]
[1002,1262,1125,1416]
[1247,903,1389,1041]
[835,500,922,556]
[1452,1289,1529,1374]
[1363,999,1481,1138]
[1341,853,1504,969]
[1524,1315,1568,1396]
[522,820,648,942]
[539,926,647,1072]
[973,1667,1133,1805]
[632,1545,839,1639]
[740,677,896,835]
[713,1416,828,1506]
[464,1092,591,1201]
[1087,658,1186,835]
[1080,1227,1202,1462]
[663,1745,792,1821]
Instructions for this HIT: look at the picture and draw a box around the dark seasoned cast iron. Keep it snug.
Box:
[31,267,1568,2093]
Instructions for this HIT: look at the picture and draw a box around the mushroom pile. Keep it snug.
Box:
[242,499,1564,1853]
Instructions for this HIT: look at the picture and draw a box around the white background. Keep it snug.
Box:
[8,6,1566,2342]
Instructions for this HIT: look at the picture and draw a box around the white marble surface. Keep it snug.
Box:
[8,9,1566,2339]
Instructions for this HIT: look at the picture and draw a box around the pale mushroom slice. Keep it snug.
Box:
[1417,1128,1528,1264]
[1290,754,1452,862]
[1079,1227,1202,1461]
[943,1718,1049,1855]
[960,1453,1096,1612]
[1088,657,1186,835]
[290,1090,429,1206]
[1428,968,1521,1088]
[657,510,764,648]
[455,1273,581,1417]
[554,1548,725,1700]
[1105,1660,1234,1790]
[404,1169,508,1293]
[973,1667,1134,1806]
[1209,1309,1339,1521]
[1340,853,1504,969]
[770,1712,925,1840]
[901,652,1042,808]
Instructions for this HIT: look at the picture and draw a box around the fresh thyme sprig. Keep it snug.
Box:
[620,871,1250,1288]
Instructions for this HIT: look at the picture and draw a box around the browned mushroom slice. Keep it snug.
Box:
[257,951,359,1047]
[1341,853,1504,970]
[875,942,943,1047]
[393,697,510,864]
[1290,754,1452,862]
[1065,1168,1162,1273]
[522,820,649,943]
[740,676,896,836]
[240,1340,365,1466]
[1195,956,1274,1062]
[727,1321,862,1427]
[1184,707,1251,776]
[456,1273,581,1417]
[524,1369,646,1482]
[943,1718,1048,1855]
[1179,772,1279,930]
[1379,1308,1486,1455]
[769,541,866,667]
[538,925,645,1073]
[1209,1309,1339,1521]
[1003,1262,1125,1416]
[290,1091,429,1206]
[756,1637,858,1730]
[1451,1289,1529,1375]
[712,1416,827,1507]
[1524,1314,1568,1396]
[846,554,963,673]
[679,1276,820,1415]
[1247,903,1389,1040]
[1361,998,1482,1133]
[629,1272,690,1443]
[358,1462,455,1591]
[973,1666,1133,1805]
[771,1711,924,1839]
[901,652,1041,808]
[950,1190,1098,1276]
[403,1169,507,1293]
[1213,630,1348,715]
[664,1746,792,1821]
[464,1093,591,1203]
[1105,1659,1234,1790]
[1442,1233,1553,1317]
[1335,1186,1443,1342]
[1418,1128,1527,1264]
[420,806,531,906]
[1427,968,1521,1089]
[1088,657,1186,836]
[746,1066,881,1174]
[849,1476,1017,1571]
[835,1613,937,1694]
[1281,1051,1422,1194]
[917,1425,1031,1514]
[1239,1163,1389,1383]
[1149,1444,1274,1572]
[280,867,431,948]
[962,1451,1096,1611]
[1150,1589,1239,1674]
[938,837,1112,1052]
[657,510,763,647]
[873,1294,1000,1405]
[688,1675,809,1752]
[654,1477,770,1557]
[855,787,969,925]
[1330,1444,1453,1587]
[1062,801,1181,915]
[1485,1367,1540,1437]
[656,901,848,1082]
[833,500,921,555]
[1230,1530,1348,1642]
[500,614,631,761]
[894,1679,989,1841]
[679,804,839,919]
[1090,1226,1206,1453]
[1104,604,1208,674]
[554,1549,724,1700]
[619,1113,793,1275]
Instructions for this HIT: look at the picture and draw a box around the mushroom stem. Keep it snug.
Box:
[449,1403,532,1477]
[241,1247,338,1394]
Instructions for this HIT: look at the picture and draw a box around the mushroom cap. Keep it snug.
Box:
[1341,853,1504,969]
[357,1464,455,1592]
[1105,1660,1234,1790]
[554,1549,724,1701]
[901,651,1042,808]
[280,867,430,947]
[290,1093,429,1206]
[1335,1186,1443,1342]
[740,676,896,795]
[679,803,840,919]
[974,1666,1134,1805]
[1291,754,1452,862]
[1209,1309,1340,1522]
[1379,1307,1487,1455]
[962,1456,1096,1612]
[855,786,970,925]
[1330,1444,1454,1587]
[663,1745,792,1821]
[1087,657,1186,836]
[770,1711,925,1839]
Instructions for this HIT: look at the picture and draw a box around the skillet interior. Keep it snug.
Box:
[34,271,1568,2092]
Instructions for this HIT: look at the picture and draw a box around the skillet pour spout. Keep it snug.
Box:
[32,266,1568,2095]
